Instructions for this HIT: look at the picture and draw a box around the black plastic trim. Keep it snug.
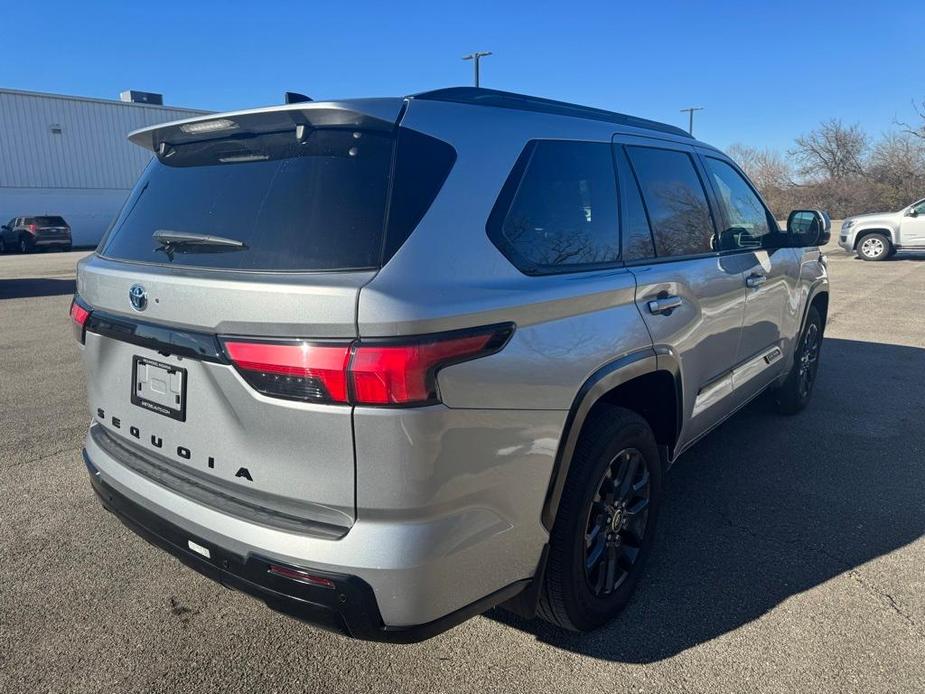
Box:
[412,87,692,139]
[541,347,666,530]
[85,309,227,363]
[84,450,528,642]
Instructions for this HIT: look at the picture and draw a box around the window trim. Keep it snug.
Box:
[486,139,624,276]
[621,142,722,263]
[699,153,784,255]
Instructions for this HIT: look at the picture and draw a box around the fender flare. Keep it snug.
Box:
[540,346,682,531]
[800,278,829,335]
[852,227,895,249]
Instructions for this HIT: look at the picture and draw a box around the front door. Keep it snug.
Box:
[615,140,748,449]
[698,154,802,402]
[900,199,925,247]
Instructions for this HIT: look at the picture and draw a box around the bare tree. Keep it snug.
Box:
[790,119,868,180]
[896,98,925,140]
[726,143,796,217]
[868,132,925,209]
[726,143,793,191]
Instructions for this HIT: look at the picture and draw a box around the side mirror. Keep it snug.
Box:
[0,225,8,231]
[907,208,919,217]
[787,209,831,247]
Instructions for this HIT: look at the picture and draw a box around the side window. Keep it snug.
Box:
[488,140,620,274]
[614,147,655,261]
[703,157,778,251]
[912,199,925,215]
[625,146,715,258]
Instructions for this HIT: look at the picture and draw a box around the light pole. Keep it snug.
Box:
[462,51,492,87]
[680,107,703,136]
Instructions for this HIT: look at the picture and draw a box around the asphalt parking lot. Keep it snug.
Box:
[1,241,923,694]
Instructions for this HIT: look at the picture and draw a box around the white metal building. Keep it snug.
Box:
[0,88,209,246]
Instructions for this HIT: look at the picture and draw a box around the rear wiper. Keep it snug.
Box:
[153,229,246,249]
[153,230,247,260]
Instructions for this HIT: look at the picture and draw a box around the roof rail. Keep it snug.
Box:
[409,87,692,139]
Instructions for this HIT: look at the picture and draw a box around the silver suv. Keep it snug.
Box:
[73,88,830,642]
[839,198,925,260]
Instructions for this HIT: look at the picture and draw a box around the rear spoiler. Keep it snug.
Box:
[127,98,406,152]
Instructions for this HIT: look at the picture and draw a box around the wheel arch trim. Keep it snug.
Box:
[541,346,680,531]
[853,227,895,249]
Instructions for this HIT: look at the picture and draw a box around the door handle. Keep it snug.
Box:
[647,295,682,315]
[746,273,767,288]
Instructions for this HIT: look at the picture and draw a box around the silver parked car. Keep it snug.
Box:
[839,198,925,260]
[72,88,830,641]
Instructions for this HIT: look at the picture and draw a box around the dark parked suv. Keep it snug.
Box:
[73,87,830,641]
[1,215,72,253]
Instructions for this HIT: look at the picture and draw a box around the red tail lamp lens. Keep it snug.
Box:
[69,297,91,343]
[350,332,503,405]
[223,324,513,407]
[267,565,336,589]
[222,340,351,403]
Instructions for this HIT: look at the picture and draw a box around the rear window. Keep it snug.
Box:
[487,140,620,274]
[101,127,454,272]
[33,216,68,227]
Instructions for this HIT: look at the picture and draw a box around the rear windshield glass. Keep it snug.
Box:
[100,128,394,271]
[34,216,67,226]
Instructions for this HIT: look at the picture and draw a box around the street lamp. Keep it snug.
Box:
[462,51,493,87]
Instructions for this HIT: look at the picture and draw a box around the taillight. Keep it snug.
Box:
[69,295,91,343]
[350,331,508,405]
[222,340,352,403]
[221,324,513,407]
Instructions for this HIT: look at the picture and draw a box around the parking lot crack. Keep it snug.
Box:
[714,509,924,640]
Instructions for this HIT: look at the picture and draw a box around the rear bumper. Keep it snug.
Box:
[84,449,528,642]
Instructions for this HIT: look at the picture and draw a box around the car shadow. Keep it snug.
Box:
[0,277,76,300]
[485,337,925,663]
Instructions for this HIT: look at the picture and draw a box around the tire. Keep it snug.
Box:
[18,237,31,254]
[537,405,662,632]
[0,237,6,254]
[61,245,72,253]
[775,306,823,415]
[857,233,891,261]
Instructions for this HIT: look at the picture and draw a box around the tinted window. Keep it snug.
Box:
[382,128,457,263]
[34,216,68,227]
[102,128,394,271]
[625,146,714,257]
[614,147,655,261]
[704,157,777,251]
[489,140,619,274]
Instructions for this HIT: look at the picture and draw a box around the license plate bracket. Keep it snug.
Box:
[131,356,187,421]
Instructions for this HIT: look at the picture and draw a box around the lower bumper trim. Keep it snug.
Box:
[83,449,528,642]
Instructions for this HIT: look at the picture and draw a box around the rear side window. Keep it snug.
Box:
[625,146,715,258]
[100,127,454,272]
[703,157,778,251]
[488,140,620,274]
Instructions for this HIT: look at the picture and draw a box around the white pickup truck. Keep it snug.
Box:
[839,198,925,260]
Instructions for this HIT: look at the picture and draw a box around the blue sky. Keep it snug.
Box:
[3,1,923,152]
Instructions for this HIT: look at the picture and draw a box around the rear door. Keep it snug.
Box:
[615,139,748,448]
[698,153,800,401]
